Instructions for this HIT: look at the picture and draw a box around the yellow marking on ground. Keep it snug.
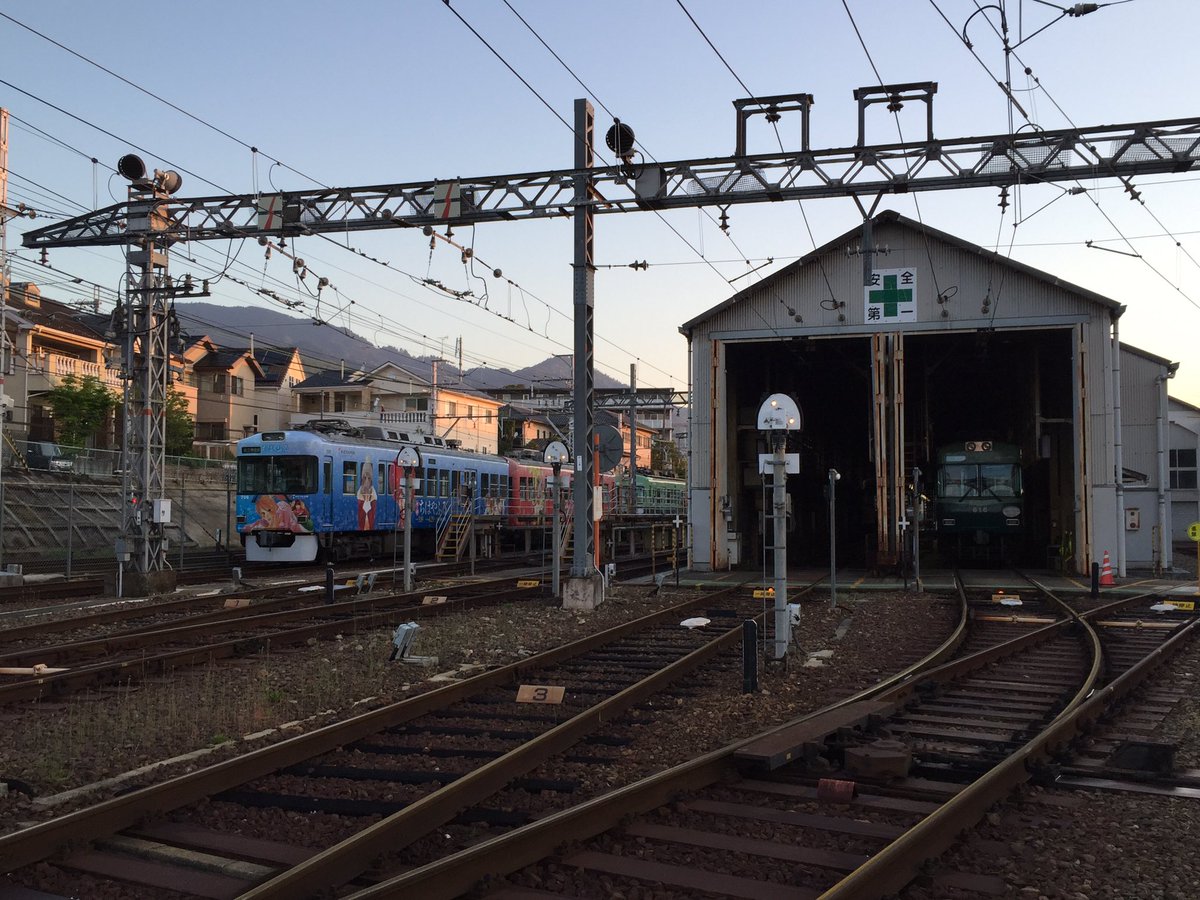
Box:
[1064,577,1086,589]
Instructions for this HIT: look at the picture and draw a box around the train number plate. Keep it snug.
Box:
[1165,599,1196,612]
[516,684,565,704]
[517,579,541,589]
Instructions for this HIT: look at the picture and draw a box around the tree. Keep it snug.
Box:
[164,388,194,456]
[45,375,118,449]
[652,440,687,479]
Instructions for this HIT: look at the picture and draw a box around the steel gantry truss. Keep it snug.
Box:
[21,84,1200,592]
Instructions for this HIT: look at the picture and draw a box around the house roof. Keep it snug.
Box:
[679,209,1126,334]
[217,346,302,386]
[195,348,267,379]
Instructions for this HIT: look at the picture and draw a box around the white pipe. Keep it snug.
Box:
[1112,312,1126,577]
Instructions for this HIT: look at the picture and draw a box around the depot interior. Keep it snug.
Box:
[725,327,1076,567]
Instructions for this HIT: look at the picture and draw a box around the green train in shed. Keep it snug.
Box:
[932,440,1024,561]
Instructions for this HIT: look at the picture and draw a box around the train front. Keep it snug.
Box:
[934,440,1024,560]
[236,432,322,562]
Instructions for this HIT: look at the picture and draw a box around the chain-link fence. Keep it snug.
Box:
[0,444,240,576]
[7,440,231,485]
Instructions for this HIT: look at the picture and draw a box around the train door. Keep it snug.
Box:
[322,456,333,555]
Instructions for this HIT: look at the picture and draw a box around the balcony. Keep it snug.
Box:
[28,352,123,394]
[288,409,431,432]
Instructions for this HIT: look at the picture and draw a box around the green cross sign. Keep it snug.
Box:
[869,274,913,318]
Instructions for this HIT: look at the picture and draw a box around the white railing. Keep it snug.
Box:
[35,352,123,390]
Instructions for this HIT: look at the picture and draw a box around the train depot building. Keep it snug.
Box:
[682,210,1181,577]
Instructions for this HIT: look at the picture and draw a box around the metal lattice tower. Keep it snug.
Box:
[116,178,174,583]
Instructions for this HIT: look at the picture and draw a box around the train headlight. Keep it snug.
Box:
[1002,506,1021,518]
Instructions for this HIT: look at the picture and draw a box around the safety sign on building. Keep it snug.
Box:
[865,268,917,324]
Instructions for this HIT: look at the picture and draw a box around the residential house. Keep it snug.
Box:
[3,282,123,446]
[192,344,266,456]
[291,360,502,454]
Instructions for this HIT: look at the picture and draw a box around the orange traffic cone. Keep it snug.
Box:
[1100,550,1115,586]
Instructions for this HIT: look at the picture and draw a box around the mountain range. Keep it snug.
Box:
[175,302,626,391]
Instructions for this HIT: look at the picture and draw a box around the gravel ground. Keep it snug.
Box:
[0,584,955,840]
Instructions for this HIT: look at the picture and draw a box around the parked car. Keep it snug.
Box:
[25,442,73,472]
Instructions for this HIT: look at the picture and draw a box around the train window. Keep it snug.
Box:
[238,456,318,494]
[378,463,387,495]
[342,461,358,494]
[323,461,332,495]
[937,465,975,499]
[980,464,1021,498]
[438,470,451,497]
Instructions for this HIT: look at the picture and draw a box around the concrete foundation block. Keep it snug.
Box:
[563,573,606,610]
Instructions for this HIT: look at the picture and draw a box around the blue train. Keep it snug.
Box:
[236,425,686,563]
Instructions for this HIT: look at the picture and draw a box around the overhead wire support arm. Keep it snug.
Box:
[21,114,1200,250]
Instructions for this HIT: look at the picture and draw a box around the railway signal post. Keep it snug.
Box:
[758,393,801,660]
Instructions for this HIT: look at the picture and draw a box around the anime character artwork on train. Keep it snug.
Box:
[237,430,409,563]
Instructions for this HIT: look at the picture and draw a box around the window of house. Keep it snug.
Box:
[197,421,227,441]
[1170,448,1198,489]
[210,373,227,394]
[230,375,244,396]
[467,404,475,420]
[448,401,458,416]
[485,410,493,424]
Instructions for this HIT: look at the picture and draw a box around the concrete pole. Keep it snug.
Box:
[551,465,561,597]
[771,436,788,660]
[404,471,414,593]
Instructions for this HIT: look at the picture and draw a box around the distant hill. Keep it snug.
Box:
[174,303,625,391]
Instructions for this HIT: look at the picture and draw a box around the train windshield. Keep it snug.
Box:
[938,464,1021,499]
[238,455,319,494]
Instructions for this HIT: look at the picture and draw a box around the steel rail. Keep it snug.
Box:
[336,578,971,900]
[820,594,1199,899]
[346,581,1177,900]
[0,578,544,705]
[0,585,746,873]
[237,588,762,898]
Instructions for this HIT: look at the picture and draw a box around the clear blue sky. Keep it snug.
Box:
[2,1,1198,403]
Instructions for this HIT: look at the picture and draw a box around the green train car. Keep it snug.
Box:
[933,440,1023,560]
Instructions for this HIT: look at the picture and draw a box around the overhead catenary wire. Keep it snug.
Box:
[0,19,684,386]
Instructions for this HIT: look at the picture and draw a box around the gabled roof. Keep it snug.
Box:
[680,209,1125,334]
[195,348,266,379]
[216,346,302,386]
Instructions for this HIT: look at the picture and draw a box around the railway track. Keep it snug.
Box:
[0,578,847,898]
[6,572,1182,897]
[349,577,1198,900]
[0,552,686,708]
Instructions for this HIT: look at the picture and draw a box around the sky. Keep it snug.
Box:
[1,0,1198,404]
